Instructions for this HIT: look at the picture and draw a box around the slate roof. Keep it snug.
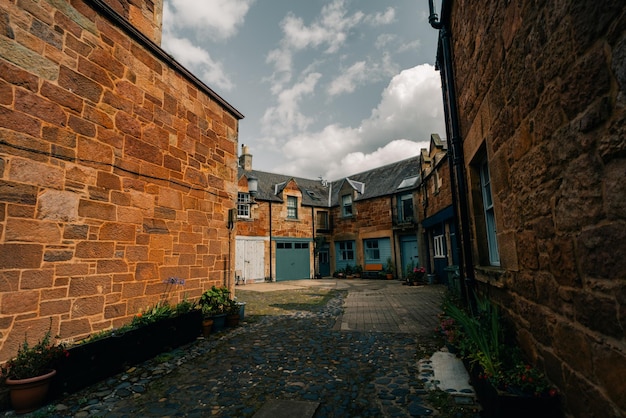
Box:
[238,155,421,208]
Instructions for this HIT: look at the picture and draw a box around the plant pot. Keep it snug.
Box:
[465,360,561,418]
[211,313,227,332]
[237,302,246,320]
[226,313,240,327]
[6,369,56,414]
[386,273,393,280]
[202,319,214,338]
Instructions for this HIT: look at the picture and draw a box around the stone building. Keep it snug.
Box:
[420,133,459,283]
[235,146,426,282]
[0,0,243,362]
[430,0,626,416]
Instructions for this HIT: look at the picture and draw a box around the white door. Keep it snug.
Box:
[235,237,266,283]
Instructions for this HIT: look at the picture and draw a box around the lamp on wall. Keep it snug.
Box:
[247,175,258,198]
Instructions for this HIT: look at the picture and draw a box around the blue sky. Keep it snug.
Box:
[161,0,445,180]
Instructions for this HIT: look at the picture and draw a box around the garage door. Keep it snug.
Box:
[275,239,311,281]
[235,237,266,283]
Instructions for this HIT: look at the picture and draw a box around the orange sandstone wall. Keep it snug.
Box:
[0,0,239,361]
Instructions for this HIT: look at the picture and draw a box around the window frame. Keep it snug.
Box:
[342,194,353,217]
[398,193,414,222]
[480,159,500,266]
[287,196,298,219]
[338,241,354,261]
[364,239,381,261]
[237,192,251,218]
[433,234,446,258]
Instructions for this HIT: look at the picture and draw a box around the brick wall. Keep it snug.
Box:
[448,0,626,416]
[0,0,240,361]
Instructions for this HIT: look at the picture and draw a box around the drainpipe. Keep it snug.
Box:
[428,0,475,301]
[269,201,273,281]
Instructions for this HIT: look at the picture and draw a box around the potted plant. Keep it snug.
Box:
[1,323,68,414]
[385,258,395,279]
[225,299,241,327]
[442,294,561,417]
[199,286,231,332]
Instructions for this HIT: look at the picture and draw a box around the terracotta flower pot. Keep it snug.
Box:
[6,369,56,414]
[202,319,214,338]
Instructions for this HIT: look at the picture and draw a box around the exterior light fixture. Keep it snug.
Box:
[247,175,258,198]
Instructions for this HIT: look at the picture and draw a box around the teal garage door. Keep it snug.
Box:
[276,239,311,281]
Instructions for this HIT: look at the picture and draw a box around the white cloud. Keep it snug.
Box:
[261,72,322,138]
[161,36,233,91]
[326,54,398,97]
[275,64,445,179]
[327,61,367,96]
[365,7,395,26]
[163,0,254,40]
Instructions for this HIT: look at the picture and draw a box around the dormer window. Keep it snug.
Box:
[342,194,353,217]
[237,192,251,218]
[287,196,298,219]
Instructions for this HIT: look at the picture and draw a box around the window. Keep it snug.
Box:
[434,234,446,258]
[237,193,251,218]
[316,211,329,230]
[398,193,414,222]
[342,194,353,217]
[338,241,354,261]
[364,239,380,260]
[287,196,298,219]
[480,160,500,266]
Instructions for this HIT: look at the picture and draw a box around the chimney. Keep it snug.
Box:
[239,144,253,171]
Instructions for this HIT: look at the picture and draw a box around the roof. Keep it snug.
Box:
[238,154,421,208]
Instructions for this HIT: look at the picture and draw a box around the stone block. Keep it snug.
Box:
[577,222,626,280]
[68,114,96,137]
[75,241,115,259]
[20,269,54,289]
[55,263,89,277]
[71,295,105,317]
[40,299,71,316]
[9,157,65,189]
[96,259,128,274]
[78,199,116,221]
[38,189,80,221]
[58,66,103,104]
[5,218,62,243]
[0,180,38,204]
[40,81,83,113]
[59,318,91,340]
[0,290,38,314]
[68,275,111,297]
[0,243,42,268]
[99,222,135,241]
[63,224,89,240]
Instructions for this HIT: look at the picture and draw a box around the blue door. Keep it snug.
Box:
[400,235,419,277]
[276,239,311,281]
[318,244,330,277]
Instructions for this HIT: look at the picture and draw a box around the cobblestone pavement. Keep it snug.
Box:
[10,280,448,418]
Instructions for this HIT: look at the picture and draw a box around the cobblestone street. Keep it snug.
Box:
[13,280,454,418]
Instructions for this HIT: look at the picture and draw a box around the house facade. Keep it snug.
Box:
[0,0,242,362]
[430,0,626,416]
[236,145,450,283]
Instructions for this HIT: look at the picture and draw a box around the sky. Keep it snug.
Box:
[161,0,445,181]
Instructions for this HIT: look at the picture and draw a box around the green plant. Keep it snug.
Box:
[1,321,68,380]
[443,295,503,378]
[385,257,395,274]
[199,286,231,318]
[442,293,557,397]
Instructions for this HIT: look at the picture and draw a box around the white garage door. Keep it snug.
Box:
[235,237,266,283]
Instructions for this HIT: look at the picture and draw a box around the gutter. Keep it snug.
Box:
[428,0,476,298]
